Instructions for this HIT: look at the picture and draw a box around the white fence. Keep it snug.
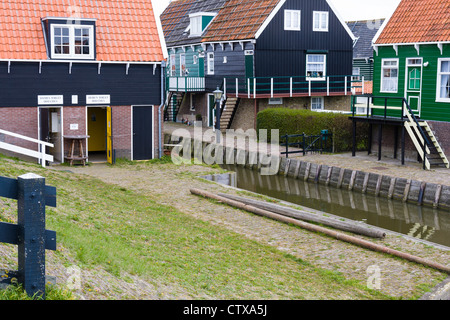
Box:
[0,129,54,168]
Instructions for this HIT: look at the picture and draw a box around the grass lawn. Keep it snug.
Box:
[0,155,408,300]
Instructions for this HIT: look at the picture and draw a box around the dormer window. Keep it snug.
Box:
[51,24,94,59]
[189,12,216,37]
[43,18,96,60]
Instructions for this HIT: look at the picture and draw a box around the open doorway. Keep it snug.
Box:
[39,107,63,164]
[87,106,107,163]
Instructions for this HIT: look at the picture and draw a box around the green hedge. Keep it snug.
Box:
[256,108,369,152]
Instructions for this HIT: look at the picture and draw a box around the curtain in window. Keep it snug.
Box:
[306,55,325,77]
[382,67,398,92]
[440,61,450,99]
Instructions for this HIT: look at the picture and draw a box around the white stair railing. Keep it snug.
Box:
[0,129,54,168]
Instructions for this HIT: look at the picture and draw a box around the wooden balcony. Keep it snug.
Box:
[222,75,365,99]
[168,76,205,92]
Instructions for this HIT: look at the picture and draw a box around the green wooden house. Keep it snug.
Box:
[351,0,450,170]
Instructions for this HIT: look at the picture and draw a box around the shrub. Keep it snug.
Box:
[256,108,369,152]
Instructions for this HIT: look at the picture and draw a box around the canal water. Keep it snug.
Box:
[203,165,450,248]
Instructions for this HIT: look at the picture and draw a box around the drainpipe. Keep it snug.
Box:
[158,60,166,158]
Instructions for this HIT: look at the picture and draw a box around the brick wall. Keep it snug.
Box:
[370,124,418,161]
[63,106,87,157]
[0,105,162,163]
[154,105,163,158]
[0,107,38,151]
[112,106,132,160]
[428,120,450,158]
[112,105,162,160]
[370,121,450,162]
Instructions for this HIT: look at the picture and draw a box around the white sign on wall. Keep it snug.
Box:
[38,95,63,105]
[86,95,110,105]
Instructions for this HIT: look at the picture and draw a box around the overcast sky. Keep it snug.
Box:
[152,0,401,21]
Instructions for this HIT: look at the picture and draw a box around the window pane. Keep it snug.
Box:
[285,11,291,28]
[441,75,450,98]
[441,61,450,73]
[83,46,90,55]
[292,12,299,28]
[314,13,320,29]
[62,28,69,36]
[62,36,70,45]
[54,28,61,36]
[307,55,324,63]
[75,28,81,37]
[321,13,327,29]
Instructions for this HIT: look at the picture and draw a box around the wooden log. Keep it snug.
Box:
[218,193,386,239]
[190,188,450,275]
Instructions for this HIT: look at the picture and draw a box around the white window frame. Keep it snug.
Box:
[311,97,324,111]
[313,11,329,32]
[436,58,450,102]
[170,54,176,77]
[352,67,361,81]
[190,16,203,37]
[50,24,95,60]
[306,54,326,80]
[180,53,186,76]
[380,58,399,93]
[207,52,215,75]
[284,10,301,31]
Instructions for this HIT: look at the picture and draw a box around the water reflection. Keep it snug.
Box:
[203,165,450,248]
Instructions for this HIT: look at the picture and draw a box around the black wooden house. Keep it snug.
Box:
[0,0,166,164]
[161,0,356,130]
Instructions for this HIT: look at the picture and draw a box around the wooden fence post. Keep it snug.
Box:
[17,173,47,299]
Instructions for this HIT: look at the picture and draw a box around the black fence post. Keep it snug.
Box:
[17,173,47,300]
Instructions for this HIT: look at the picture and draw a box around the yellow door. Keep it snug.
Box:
[107,107,113,164]
[87,108,107,152]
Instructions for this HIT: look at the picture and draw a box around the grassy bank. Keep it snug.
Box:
[0,155,434,300]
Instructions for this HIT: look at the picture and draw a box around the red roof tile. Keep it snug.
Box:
[0,0,164,62]
[376,0,450,44]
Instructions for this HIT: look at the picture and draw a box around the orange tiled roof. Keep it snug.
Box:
[0,0,164,62]
[376,0,450,44]
[202,0,280,42]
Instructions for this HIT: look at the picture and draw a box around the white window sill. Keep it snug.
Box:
[51,55,95,60]
[306,77,326,81]
[380,90,398,94]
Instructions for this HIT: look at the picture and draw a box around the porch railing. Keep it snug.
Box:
[168,76,205,92]
[223,75,364,99]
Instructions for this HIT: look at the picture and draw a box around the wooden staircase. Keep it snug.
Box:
[164,92,184,122]
[403,108,449,170]
[220,97,239,131]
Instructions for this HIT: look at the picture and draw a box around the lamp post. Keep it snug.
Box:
[213,87,223,143]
